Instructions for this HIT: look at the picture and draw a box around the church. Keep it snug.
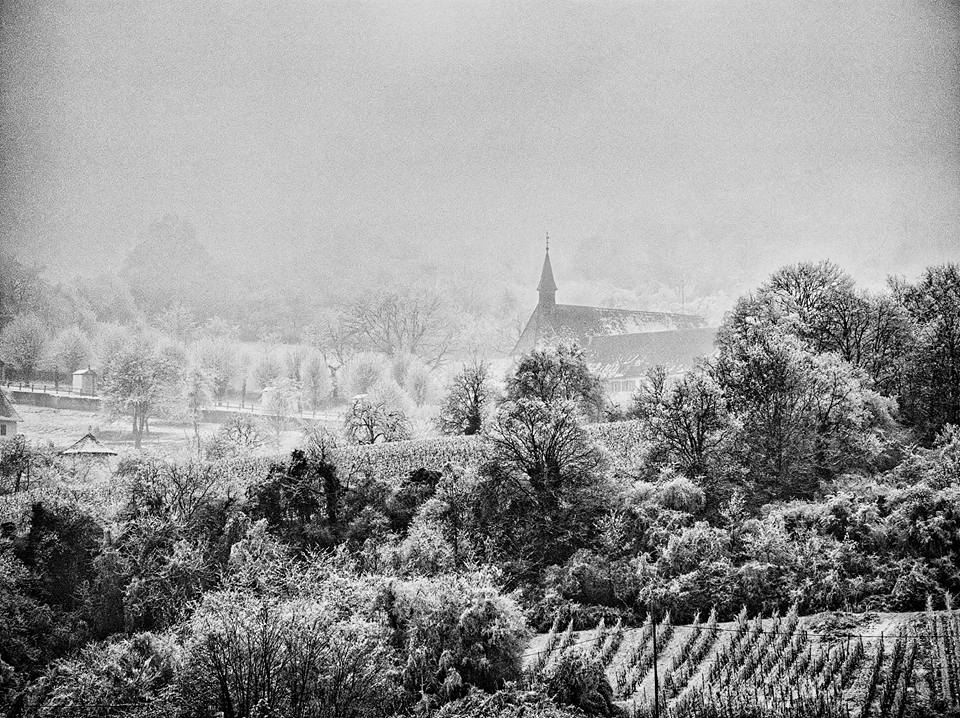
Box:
[513,241,718,397]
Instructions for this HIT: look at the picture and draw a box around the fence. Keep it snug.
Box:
[4,381,339,425]
[3,380,98,397]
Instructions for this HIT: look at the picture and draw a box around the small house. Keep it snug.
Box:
[0,389,20,437]
[72,367,99,395]
[60,432,117,461]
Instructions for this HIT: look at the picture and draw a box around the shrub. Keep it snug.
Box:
[542,648,616,716]
[23,633,179,717]
[381,570,530,703]
[436,687,590,717]
[182,590,399,718]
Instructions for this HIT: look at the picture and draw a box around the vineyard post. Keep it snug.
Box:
[651,599,660,718]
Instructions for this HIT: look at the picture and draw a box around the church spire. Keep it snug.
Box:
[537,232,557,308]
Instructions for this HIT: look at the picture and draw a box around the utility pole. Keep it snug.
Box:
[651,600,660,718]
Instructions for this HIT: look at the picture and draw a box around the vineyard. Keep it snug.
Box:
[331,419,646,480]
[224,419,648,485]
[526,602,960,718]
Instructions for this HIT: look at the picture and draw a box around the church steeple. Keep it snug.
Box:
[537,232,557,308]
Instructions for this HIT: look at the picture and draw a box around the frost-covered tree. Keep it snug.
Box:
[343,290,456,368]
[43,326,92,388]
[737,261,913,395]
[344,395,411,445]
[893,263,960,441]
[263,377,299,441]
[504,344,606,422]
[0,313,47,382]
[155,304,196,341]
[630,365,735,482]
[101,336,182,448]
[339,352,389,397]
[196,337,239,404]
[253,351,281,391]
[436,360,493,435]
[205,415,264,460]
[715,314,889,499]
[301,350,332,410]
[183,366,211,456]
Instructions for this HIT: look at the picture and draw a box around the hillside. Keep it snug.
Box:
[527,608,960,717]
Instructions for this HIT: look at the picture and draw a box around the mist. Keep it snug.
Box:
[1,0,958,314]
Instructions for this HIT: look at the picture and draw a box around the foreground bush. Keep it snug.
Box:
[435,686,591,717]
[181,590,399,718]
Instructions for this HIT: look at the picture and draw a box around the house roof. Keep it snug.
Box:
[586,327,719,378]
[73,368,97,376]
[0,390,21,422]
[60,433,117,456]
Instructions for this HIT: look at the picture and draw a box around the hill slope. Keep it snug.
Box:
[527,608,960,717]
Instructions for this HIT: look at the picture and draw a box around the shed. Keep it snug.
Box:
[60,432,117,458]
[72,367,99,395]
[0,389,20,438]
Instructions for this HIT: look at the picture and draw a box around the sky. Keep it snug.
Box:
[1,0,958,309]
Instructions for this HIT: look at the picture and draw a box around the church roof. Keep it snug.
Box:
[0,390,20,422]
[552,303,705,336]
[586,327,718,378]
[60,433,117,456]
[537,249,557,292]
[513,240,710,371]
[513,302,706,354]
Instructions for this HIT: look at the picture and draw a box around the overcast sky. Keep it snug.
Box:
[1,0,958,298]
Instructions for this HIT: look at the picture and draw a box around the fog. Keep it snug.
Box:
[2,0,958,315]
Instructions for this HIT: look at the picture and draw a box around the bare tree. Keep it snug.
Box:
[183,366,211,458]
[342,291,456,368]
[436,359,494,435]
[302,310,358,378]
[343,396,411,445]
[264,377,299,442]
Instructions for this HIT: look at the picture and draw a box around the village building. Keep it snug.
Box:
[59,432,118,461]
[0,389,20,437]
[72,367,99,395]
[513,240,717,397]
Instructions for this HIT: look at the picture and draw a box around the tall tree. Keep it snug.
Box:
[196,337,239,404]
[301,351,331,410]
[122,214,227,318]
[630,365,735,485]
[263,377,299,442]
[893,264,960,441]
[436,359,494,436]
[183,366,211,458]
[343,290,456,368]
[735,261,913,395]
[0,252,46,327]
[504,344,606,422]
[479,355,610,572]
[101,337,182,448]
[715,313,887,499]
[0,314,47,382]
[43,326,92,389]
